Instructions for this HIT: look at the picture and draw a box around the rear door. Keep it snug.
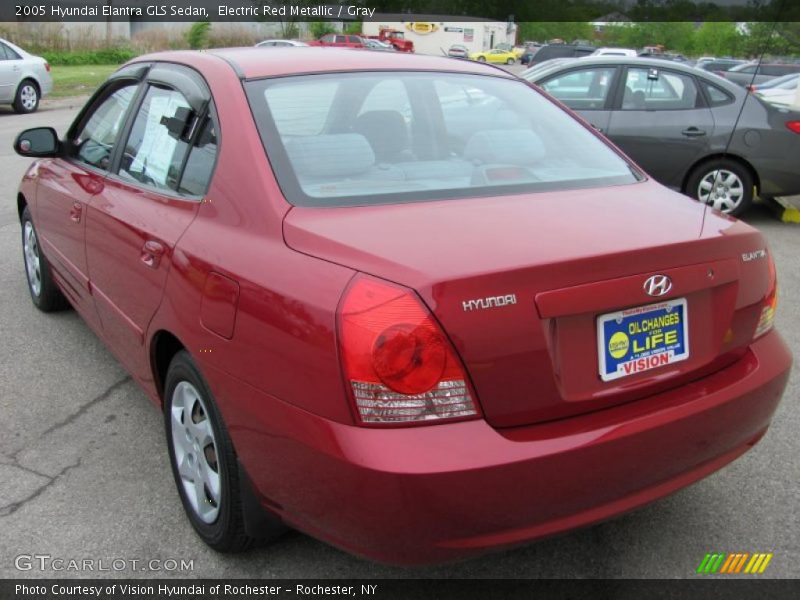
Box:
[538,65,619,134]
[605,66,715,187]
[0,41,20,102]
[85,63,219,381]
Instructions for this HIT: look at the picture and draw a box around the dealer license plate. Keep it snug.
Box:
[597,298,689,382]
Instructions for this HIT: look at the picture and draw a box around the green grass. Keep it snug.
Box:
[49,65,119,99]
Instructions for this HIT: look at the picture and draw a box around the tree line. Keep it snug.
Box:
[517,22,800,58]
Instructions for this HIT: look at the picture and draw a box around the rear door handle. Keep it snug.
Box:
[682,127,707,137]
[140,240,165,269]
[590,123,605,133]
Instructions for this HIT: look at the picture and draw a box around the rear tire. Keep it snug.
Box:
[685,159,754,217]
[14,79,40,114]
[506,58,515,65]
[21,207,69,312]
[477,56,486,62]
[164,351,283,552]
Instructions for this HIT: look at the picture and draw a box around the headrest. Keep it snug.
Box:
[285,134,375,178]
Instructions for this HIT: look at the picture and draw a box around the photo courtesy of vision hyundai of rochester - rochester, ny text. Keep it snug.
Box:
[13,48,792,565]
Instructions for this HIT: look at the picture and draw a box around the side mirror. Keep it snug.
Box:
[14,127,60,158]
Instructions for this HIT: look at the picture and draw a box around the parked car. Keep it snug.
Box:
[255,39,309,48]
[13,48,791,566]
[309,34,365,48]
[525,56,800,215]
[526,43,596,67]
[494,42,525,58]
[447,44,469,59]
[468,48,517,64]
[590,47,637,57]
[696,58,747,74]
[749,72,799,93]
[723,62,800,87]
[755,78,799,108]
[0,37,52,113]
[363,39,395,52]
[520,47,540,65]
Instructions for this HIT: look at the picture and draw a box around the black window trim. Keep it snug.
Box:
[65,61,220,202]
[697,77,735,107]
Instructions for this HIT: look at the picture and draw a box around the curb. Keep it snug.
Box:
[765,196,800,224]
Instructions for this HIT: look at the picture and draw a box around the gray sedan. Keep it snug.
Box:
[523,56,800,215]
[0,38,52,113]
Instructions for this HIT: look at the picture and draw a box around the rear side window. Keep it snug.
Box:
[0,42,21,60]
[74,84,138,170]
[622,68,700,110]
[247,72,638,207]
[118,84,217,196]
[700,81,734,106]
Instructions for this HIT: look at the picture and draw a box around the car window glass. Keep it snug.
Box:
[622,68,699,110]
[265,79,336,136]
[179,116,218,196]
[118,85,194,192]
[0,43,8,60]
[335,35,347,43]
[540,67,616,110]
[249,72,637,207]
[321,34,334,43]
[74,84,138,170]
[358,79,412,118]
[701,81,733,106]
[348,36,361,43]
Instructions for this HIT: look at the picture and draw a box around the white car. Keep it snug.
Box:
[755,80,800,108]
[255,39,309,48]
[589,47,638,57]
[0,38,52,113]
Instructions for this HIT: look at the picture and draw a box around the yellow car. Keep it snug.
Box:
[469,49,517,64]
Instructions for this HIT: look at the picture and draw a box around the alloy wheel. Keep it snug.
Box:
[170,381,222,524]
[696,169,744,213]
[23,221,42,297]
[20,85,38,111]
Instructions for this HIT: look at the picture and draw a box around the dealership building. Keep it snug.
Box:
[362,16,518,56]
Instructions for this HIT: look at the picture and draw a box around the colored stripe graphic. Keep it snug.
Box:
[697,553,773,574]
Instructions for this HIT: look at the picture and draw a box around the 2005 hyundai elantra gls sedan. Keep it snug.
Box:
[13,48,792,565]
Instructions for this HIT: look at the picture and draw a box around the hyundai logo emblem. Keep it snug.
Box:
[643,274,673,297]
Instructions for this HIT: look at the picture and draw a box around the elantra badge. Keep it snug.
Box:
[643,275,672,297]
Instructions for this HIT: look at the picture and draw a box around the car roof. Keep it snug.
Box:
[524,55,745,95]
[141,47,517,80]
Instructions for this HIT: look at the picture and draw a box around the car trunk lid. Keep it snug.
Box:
[284,181,771,427]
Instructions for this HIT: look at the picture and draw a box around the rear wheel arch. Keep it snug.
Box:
[682,154,760,196]
[151,330,187,403]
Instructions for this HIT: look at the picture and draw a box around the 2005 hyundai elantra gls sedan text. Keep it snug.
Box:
[13,48,792,565]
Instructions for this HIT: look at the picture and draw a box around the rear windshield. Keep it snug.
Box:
[246,72,638,207]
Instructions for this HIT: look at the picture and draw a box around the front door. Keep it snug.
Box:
[34,81,139,324]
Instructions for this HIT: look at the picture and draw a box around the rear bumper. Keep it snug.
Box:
[223,331,791,565]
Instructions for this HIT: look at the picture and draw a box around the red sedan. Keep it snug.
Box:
[14,48,791,565]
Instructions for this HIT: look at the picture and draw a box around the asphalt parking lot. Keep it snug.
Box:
[0,94,798,579]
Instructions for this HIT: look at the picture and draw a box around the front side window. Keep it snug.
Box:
[540,67,616,110]
[73,84,138,170]
[247,72,638,207]
[622,68,699,110]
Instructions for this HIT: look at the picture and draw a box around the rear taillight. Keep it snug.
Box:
[754,254,778,339]
[338,275,478,425]
[44,62,50,72]
[785,121,800,134]
[746,84,755,92]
